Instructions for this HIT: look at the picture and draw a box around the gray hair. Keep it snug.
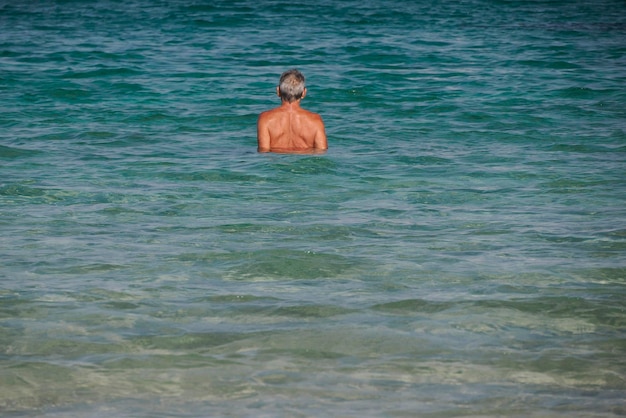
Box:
[278,69,305,102]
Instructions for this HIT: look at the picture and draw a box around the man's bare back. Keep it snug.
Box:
[257,69,327,153]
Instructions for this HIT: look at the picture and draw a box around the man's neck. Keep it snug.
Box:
[280,100,302,110]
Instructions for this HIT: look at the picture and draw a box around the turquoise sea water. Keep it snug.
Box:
[1,0,626,416]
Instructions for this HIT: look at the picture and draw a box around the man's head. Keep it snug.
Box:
[278,69,306,103]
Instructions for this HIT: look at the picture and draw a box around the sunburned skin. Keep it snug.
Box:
[257,98,327,153]
[257,72,327,153]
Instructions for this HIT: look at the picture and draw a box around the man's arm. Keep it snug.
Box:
[314,116,328,150]
[257,114,271,152]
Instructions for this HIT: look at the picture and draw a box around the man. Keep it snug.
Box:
[257,69,327,153]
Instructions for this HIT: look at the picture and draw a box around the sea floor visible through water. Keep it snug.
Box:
[1,0,626,416]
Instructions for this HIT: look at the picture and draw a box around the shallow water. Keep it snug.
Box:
[1,0,626,416]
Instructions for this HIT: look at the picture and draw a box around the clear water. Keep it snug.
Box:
[1,0,625,416]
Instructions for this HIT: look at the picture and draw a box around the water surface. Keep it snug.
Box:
[1,0,625,416]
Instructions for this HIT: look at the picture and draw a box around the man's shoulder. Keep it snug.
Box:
[258,107,281,122]
[305,111,324,128]
[259,107,279,116]
[299,108,323,122]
